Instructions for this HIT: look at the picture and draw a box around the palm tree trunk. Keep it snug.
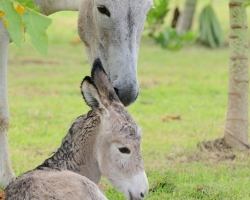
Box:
[176,0,197,35]
[224,0,249,150]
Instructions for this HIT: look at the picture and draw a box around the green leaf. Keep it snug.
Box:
[0,0,23,48]
[15,0,40,11]
[22,8,52,56]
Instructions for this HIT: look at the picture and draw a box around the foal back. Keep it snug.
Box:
[5,168,107,200]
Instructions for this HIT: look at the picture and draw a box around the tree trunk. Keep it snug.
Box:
[176,0,197,35]
[224,0,249,150]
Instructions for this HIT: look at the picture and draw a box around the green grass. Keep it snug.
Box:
[5,1,250,199]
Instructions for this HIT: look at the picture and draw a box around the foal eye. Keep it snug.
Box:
[119,147,131,154]
[97,6,110,17]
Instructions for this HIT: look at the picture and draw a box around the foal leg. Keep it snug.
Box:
[0,20,15,189]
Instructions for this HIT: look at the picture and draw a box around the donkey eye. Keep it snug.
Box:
[97,6,110,17]
[119,147,131,154]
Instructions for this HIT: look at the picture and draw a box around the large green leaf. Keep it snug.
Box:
[22,8,52,55]
[0,0,23,48]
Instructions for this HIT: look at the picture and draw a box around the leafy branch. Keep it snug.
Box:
[146,0,197,51]
[0,0,52,55]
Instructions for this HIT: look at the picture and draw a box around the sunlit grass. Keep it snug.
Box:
[5,1,250,199]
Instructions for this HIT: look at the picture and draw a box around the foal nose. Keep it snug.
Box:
[128,171,148,200]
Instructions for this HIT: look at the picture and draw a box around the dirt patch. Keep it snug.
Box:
[184,138,236,163]
[0,190,5,200]
[184,150,236,163]
[170,138,239,163]
[197,138,231,152]
[162,115,181,122]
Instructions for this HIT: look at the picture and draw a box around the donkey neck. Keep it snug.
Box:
[37,110,102,184]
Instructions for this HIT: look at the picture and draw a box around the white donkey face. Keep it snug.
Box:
[78,0,153,106]
[81,59,148,199]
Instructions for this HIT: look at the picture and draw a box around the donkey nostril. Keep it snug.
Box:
[140,192,144,198]
[114,87,119,96]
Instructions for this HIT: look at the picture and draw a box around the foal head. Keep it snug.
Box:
[81,59,148,199]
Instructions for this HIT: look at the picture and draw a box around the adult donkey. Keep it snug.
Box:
[0,0,153,189]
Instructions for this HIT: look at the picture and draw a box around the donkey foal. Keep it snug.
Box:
[5,59,148,200]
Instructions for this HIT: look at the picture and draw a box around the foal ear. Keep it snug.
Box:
[91,59,120,103]
[80,76,100,108]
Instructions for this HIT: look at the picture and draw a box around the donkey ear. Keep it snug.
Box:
[80,76,100,108]
[91,59,120,103]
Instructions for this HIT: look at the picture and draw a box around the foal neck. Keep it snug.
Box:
[37,110,102,184]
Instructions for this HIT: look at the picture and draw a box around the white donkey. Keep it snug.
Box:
[0,0,153,189]
[4,59,148,200]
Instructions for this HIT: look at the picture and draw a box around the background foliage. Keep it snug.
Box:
[146,0,228,49]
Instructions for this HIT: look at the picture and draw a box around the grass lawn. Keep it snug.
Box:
[4,1,250,199]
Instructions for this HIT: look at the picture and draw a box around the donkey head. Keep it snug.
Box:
[81,59,148,200]
[78,0,153,106]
